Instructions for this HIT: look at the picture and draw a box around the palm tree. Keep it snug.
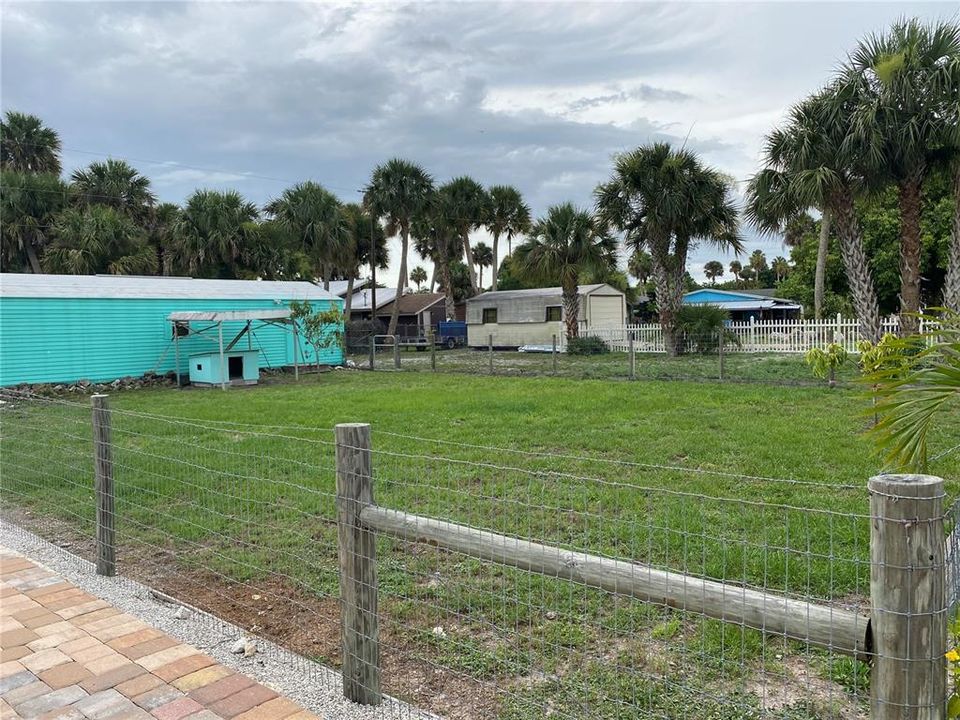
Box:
[866,311,959,471]
[746,84,882,342]
[844,19,960,334]
[487,185,531,290]
[0,112,61,174]
[45,205,156,275]
[440,176,490,293]
[70,159,155,220]
[596,142,742,355]
[772,256,790,282]
[143,202,181,275]
[749,249,768,275]
[410,265,427,291]
[628,249,653,285]
[740,266,756,283]
[173,190,259,278]
[363,159,434,334]
[340,203,388,316]
[471,242,493,288]
[264,181,347,289]
[413,188,462,320]
[0,170,69,272]
[514,203,616,341]
[729,260,742,283]
[704,260,724,285]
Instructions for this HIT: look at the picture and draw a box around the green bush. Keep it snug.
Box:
[567,335,610,355]
[676,305,738,354]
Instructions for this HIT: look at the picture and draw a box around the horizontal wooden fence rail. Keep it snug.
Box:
[359,504,870,657]
[333,423,947,718]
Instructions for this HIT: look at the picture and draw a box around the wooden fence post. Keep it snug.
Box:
[488,334,494,374]
[718,329,724,381]
[628,330,636,380]
[552,334,558,374]
[393,336,400,370]
[368,337,375,371]
[335,423,380,705]
[429,328,437,371]
[91,394,115,577]
[868,473,946,720]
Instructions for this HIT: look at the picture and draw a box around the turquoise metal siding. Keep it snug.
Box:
[0,297,344,386]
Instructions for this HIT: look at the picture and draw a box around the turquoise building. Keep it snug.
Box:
[683,289,802,321]
[0,274,344,386]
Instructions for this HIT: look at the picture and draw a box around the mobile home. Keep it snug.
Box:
[466,284,626,348]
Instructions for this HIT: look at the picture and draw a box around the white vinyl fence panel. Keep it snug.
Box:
[578,315,920,354]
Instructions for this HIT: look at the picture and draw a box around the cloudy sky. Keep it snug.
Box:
[2,1,955,285]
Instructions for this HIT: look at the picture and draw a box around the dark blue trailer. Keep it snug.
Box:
[437,321,467,349]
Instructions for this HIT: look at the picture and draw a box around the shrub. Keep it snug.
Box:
[804,342,848,387]
[567,335,610,355]
[675,305,737,354]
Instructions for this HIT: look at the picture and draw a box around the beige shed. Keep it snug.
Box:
[466,284,626,348]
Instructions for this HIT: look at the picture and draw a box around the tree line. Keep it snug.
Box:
[1,18,957,352]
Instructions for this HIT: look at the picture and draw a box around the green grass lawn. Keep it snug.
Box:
[355,346,864,385]
[2,371,957,718]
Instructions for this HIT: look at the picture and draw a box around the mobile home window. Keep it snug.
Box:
[545,306,562,322]
[482,308,497,324]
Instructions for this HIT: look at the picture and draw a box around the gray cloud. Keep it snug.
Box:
[2,1,951,281]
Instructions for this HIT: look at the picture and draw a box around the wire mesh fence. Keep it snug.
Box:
[0,389,951,719]
[346,330,861,387]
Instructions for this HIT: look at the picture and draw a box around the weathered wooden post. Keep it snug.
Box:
[368,336,375,371]
[91,394,115,577]
[393,336,400,370]
[628,330,636,381]
[868,473,946,720]
[718,329,725,381]
[335,423,380,705]
[488,334,494,374]
[429,328,437,371]
[552,334,558,375]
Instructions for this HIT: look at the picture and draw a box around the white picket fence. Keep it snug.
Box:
[578,315,919,354]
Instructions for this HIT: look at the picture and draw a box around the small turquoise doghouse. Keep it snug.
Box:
[188,349,260,387]
[168,308,309,390]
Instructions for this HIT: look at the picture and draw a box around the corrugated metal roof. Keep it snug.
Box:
[467,284,622,303]
[687,299,802,311]
[349,287,399,311]
[167,309,292,322]
[0,274,338,301]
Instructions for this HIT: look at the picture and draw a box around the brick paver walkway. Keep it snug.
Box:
[0,549,321,720]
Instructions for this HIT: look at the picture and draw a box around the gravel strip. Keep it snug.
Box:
[1,521,440,720]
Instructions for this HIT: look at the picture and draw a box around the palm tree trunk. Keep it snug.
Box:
[388,227,409,335]
[25,244,42,274]
[830,189,881,343]
[429,264,437,293]
[491,230,500,291]
[478,266,483,288]
[653,262,685,357]
[344,275,355,316]
[439,252,456,320]
[814,209,831,319]
[462,232,478,292]
[943,165,960,312]
[561,285,580,341]
[897,171,924,335]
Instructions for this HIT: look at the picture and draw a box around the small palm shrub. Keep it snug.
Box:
[675,305,737,354]
[567,336,610,355]
[804,343,848,387]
